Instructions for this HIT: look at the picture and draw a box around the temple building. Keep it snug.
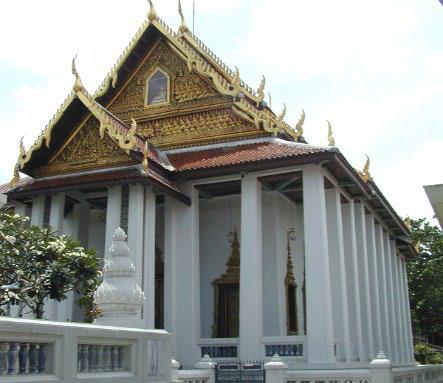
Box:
[3,2,417,369]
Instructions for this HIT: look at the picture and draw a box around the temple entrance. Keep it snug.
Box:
[212,229,240,338]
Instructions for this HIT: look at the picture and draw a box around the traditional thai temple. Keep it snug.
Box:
[3,1,417,370]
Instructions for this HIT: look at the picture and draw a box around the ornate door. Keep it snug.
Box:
[217,284,239,338]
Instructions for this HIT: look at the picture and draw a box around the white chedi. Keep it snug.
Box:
[94,227,145,328]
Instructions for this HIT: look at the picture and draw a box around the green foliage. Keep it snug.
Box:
[414,343,443,365]
[407,218,443,345]
[0,212,101,319]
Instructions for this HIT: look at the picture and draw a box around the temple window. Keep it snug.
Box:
[146,68,169,106]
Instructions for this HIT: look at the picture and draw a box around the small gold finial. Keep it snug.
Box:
[361,154,372,182]
[9,163,20,188]
[147,0,158,21]
[130,118,138,135]
[414,240,420,253]
[178,0,189,33]
[141,142,149,174]
[327,120,335,146]
[294,109,305,139]
[19,136,26,159]
[257,75,265,100]
[277,103,287,124]
[404,217,412,231]
[72,55,84,93]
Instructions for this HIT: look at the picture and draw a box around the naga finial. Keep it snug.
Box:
[147,0,158,21]
[294,109,305,139]
[404,217,412,231]
[141,142,149,174]
[232,66,240,86]
[9,163,20,188]
[361,154,372,182]
[19,136,26,159]
[178,0,189,33]
[327,120,335,146]
[257,75,265,101]
[277,104,287,124]
[72,55,84,93]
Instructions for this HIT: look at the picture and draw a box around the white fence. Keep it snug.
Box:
[0,317,171,383]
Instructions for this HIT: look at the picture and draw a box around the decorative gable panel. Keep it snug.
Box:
[34,117,137,177]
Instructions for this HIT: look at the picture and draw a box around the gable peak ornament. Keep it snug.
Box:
[147,0,158,21]
[178,0,190,34]
[72,55,84,93]
[361,154,372,182]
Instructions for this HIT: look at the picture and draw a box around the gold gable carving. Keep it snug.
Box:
[34,118,137,177]
[108,40,221,120]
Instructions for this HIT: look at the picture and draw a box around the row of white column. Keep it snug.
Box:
[320,178,415,365]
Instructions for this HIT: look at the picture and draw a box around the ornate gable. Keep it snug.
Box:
[34,117,137,177]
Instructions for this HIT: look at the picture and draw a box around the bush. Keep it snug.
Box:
[414,342,443,365]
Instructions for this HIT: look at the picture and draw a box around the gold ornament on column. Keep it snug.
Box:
[327,120,335,146]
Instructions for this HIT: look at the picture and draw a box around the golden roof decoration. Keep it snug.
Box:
[327,120,335,146]
[9,163,20,188]
[147,0,158,21]
[256,76,266,107]
[358,154,373,182]
[293,109,305,140]
[404,217,412,231]
[414,240,420,253]
[268,92,272,109]
[71,56,84,93]
[142,141,149,174]
[178,0,189,34]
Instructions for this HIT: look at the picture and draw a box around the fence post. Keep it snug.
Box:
[265,354,287,383]
[371,351,393,383]
[196,354,217,383]
[172,359,181,383]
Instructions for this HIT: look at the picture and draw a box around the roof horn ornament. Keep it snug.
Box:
[147,0,158,21]
[9,163,20,188]
[361,154,372,182]
[256,75,265,106]
[72,55,84,93]
[327,120,335,146]
[404,217,412,231]
[293,109,305,140]
[19,136,27,160]
[178,0,190,34]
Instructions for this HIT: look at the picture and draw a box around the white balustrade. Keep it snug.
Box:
[0,317,171,383]
[286,368,372,383]
[178,369,211,383]
[262,336,306,359]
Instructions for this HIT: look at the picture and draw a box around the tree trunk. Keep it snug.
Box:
[34,301,44,319]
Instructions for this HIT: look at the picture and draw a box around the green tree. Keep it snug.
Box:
[407,218,443,346]
[0,212,101,319]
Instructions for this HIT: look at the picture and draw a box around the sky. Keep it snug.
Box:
[0,0,441,224]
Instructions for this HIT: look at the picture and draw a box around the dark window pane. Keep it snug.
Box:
[147,70,168,105]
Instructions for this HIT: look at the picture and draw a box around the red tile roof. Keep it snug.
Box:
[167,141,331,171]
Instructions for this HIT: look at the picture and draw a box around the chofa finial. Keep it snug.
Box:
[404,217,412,231]
[147,0,157,21]
[178,0,189,33]
[72,55,84,93]
[9,163,20,188]
[257,75,265,101]
[361,154,372,182]
[327,120,335,146]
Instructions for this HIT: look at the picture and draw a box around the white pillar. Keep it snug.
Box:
[30,195,45,227]
[164,196,178,354]
[128,183,145,308]
[400,258,414,362]
[342,200,364,361]
[370,352,393,383]
[174,185,200,368]
[105,185,122,254]
[302,165,334,363]
[239,174,263,361]
[384,233,398,362]
[143,187,156,329]
[325,189,351,362]
[354,202,374,361]
[366,214,383,355]
[396,255,408,363]
[390,240,405,363]
[376,224,392,359]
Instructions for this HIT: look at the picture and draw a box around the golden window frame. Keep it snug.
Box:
[145,67,171,108]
